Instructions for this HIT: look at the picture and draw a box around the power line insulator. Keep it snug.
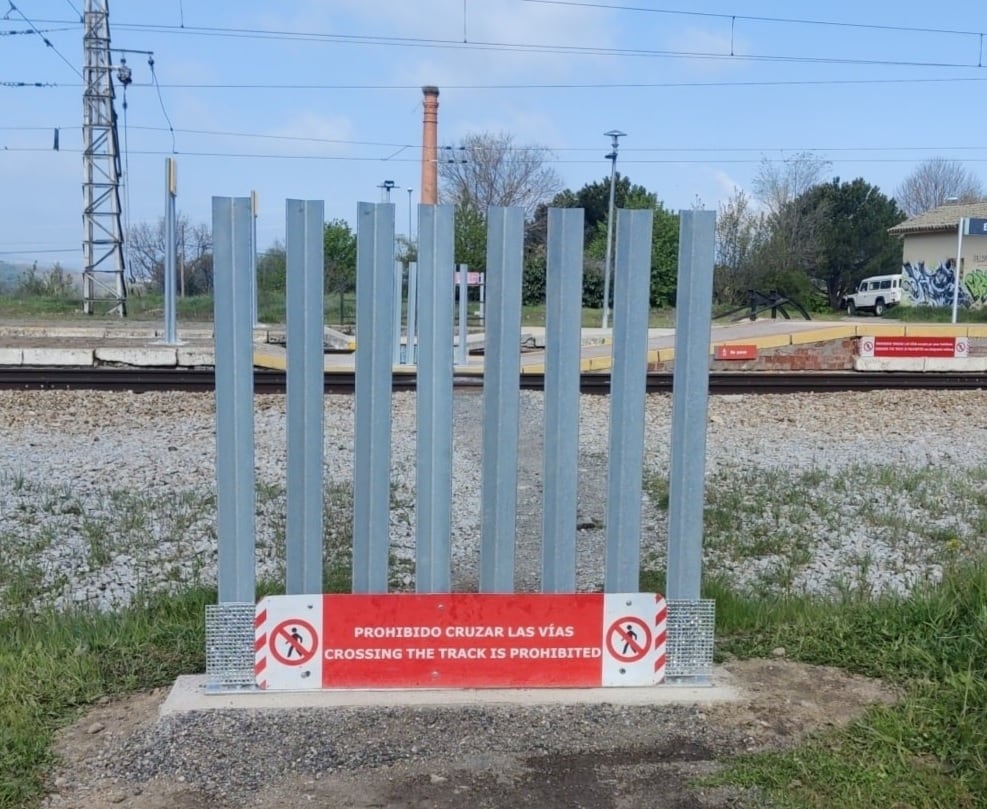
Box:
[117,58,132,86]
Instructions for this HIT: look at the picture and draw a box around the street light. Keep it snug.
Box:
[407,187,414,244]
[601,130,626,330]
[378,179,399,201]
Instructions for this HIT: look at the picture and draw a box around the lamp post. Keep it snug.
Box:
[407,187,414,244]
[601,130,626,330]
[378,179,398,201]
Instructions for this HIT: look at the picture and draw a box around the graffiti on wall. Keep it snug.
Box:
[964,270,987,307]
[902,261,971,308]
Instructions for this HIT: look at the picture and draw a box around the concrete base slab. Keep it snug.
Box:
[160,671,740,717]
[95,347,178,366]
[854,356,987,372]
[22,347,94,366]
[0,348,23,365]
[178,347,216,367]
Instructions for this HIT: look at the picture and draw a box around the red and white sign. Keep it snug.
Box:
[714,344,758,361]
[254,593,667,691]
[858,335,968,358]
[453,271,483,286]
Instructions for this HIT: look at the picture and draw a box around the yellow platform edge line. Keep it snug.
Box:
[903,324,967,337]
[789,325,856,345]
[854,323,905,337]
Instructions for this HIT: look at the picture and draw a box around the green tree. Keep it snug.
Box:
[546,175,679,308]
[807,178,906,308]
[751,152,832,295]
[323,219,357,296]
[256,242,286,293]
[715,189,766,305]
[453,200,487,272]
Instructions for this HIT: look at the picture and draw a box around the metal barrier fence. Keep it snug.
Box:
[206,200,715,689]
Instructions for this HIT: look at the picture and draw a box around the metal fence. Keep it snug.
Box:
[206,201,716,689]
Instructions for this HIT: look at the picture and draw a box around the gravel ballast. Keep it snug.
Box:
[1,387,985,610]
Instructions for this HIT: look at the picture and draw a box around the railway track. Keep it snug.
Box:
[1,366,986,394]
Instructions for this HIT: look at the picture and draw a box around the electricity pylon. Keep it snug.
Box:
[82,0,127,316]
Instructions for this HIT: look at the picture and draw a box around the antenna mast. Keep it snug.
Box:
[82,0,127,316]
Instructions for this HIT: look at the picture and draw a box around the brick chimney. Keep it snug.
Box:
[420,86,439,205]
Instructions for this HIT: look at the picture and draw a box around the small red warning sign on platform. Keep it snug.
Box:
[714,344,758,360]
[254,593,668,690]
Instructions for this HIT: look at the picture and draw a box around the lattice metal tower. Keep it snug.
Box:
[82,0,127,316]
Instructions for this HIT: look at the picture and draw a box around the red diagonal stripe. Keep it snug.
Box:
[254,608,267,629]
[255,633,266,653]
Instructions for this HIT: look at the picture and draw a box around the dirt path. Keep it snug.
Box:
[43,659,896,809]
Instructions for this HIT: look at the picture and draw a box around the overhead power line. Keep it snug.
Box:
[7,124,987,157]
[14,14,987,70]
[10,75,987,92]
[0,25,75,35]
[5,2,82,78]
[521,0,987,39]
[7,145,987,166]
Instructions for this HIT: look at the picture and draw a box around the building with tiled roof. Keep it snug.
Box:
[887,202,987,308]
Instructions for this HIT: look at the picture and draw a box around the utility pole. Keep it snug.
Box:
[82,0,128,316]
[601,130,626,330]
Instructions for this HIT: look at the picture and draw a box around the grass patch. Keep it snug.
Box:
[0,587,212,808]
[705,560,987,808]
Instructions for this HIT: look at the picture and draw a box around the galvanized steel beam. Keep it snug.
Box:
[212,196,256,604]
[415,205,455,592]
[352,203,396,593]
[285,199,325,595]
[541,208,584,592]
[667,210,716,601]
[604,208,654,593]
[480,207,524,592]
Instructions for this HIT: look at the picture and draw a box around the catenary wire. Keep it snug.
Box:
[5,3,82,78]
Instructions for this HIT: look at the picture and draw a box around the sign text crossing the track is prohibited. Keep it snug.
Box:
[254,593,667,690]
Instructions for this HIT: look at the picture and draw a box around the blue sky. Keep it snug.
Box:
[2,0,987,267]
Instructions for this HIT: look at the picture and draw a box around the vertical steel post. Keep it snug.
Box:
[353,203,396,593]
[952,218,965,324]
[601,153,617,330]
[407,262,418,365]
[212,196,255,604]
[416,205,455,592]
[393,261,404,364]
[480,207,524,592]
[250,191,259,326]
[541,208,584,592]
[457,263,469,365]
[666,210,716,601]
[604,208,653,593]
[285,199,325,595]
[163,158,178,345]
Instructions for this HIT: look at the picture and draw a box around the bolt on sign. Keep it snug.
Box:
[255,593,668,690]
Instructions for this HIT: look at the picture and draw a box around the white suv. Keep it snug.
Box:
[842,274,903,316]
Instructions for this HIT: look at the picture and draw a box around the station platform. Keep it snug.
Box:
[0,318,985,373]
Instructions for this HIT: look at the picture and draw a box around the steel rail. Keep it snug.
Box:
[1,367,986,394]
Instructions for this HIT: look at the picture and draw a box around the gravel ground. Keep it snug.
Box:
[1,387,986,611]
[4,386,979,809]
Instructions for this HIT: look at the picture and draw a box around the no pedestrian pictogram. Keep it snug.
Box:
[270,618,318,666]
[606,617,652,663]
